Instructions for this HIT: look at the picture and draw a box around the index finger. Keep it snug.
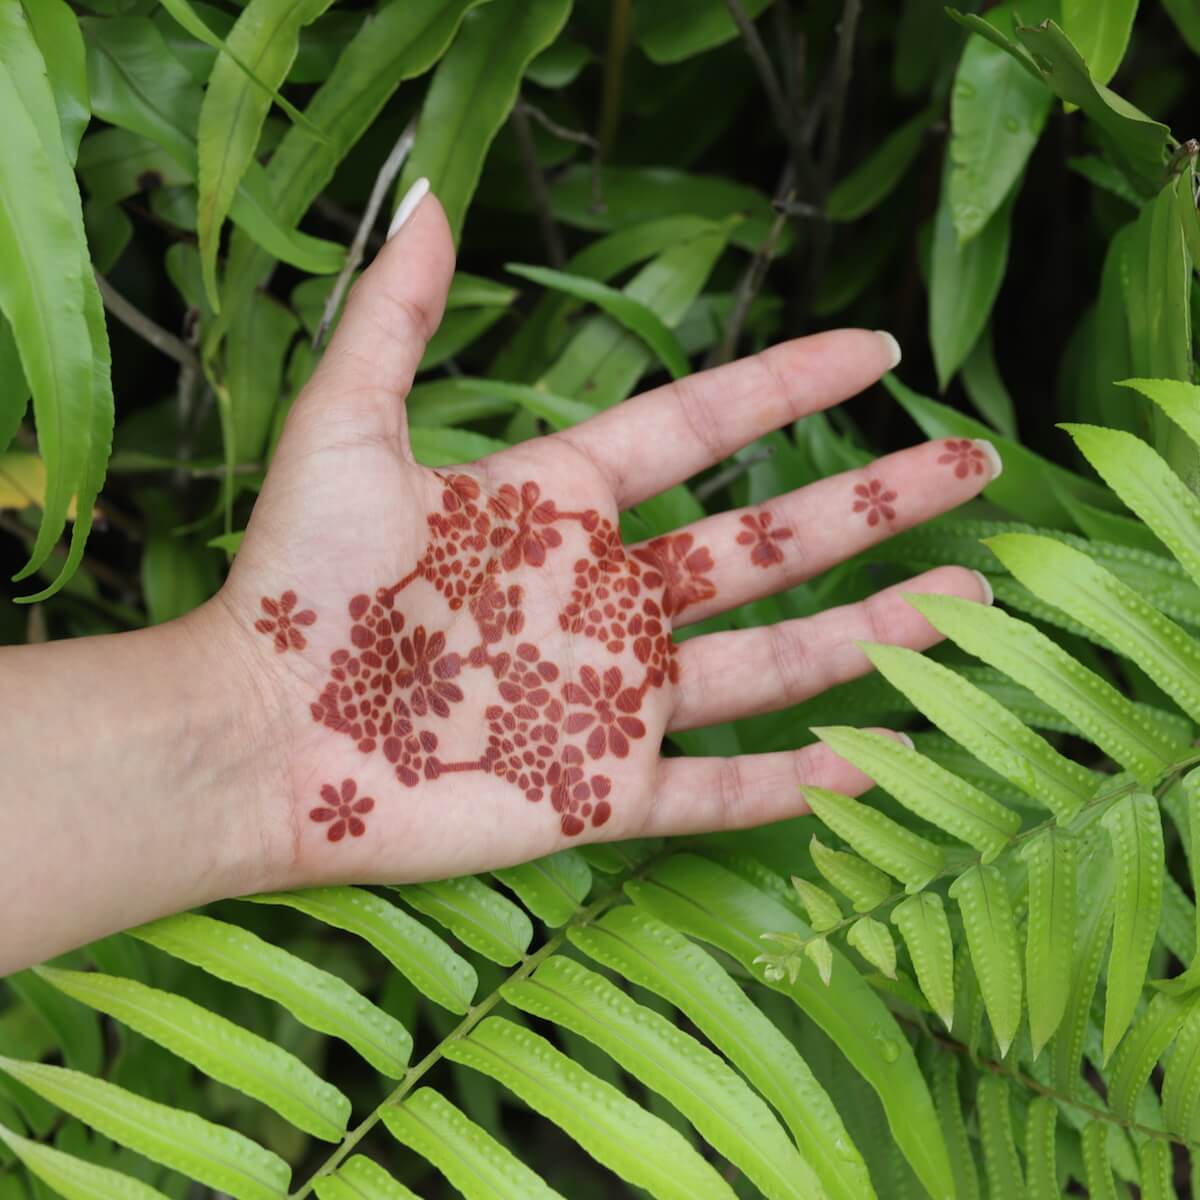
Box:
[552,329,901,510]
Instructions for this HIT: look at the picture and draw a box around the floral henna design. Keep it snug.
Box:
[938,438,990,479]
[736,511,793,568]
[309,779,374,842]
[263,473,711,840]
[255,591,316,652]
[852,479,898,527]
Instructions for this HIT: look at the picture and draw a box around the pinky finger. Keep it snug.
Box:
[638,730,905,838]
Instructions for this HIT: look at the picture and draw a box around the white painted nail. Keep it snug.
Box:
[971,570,995,606]
[895,732,916,751]
[972,438,1003,481]
[874,330,902,370]
[387,177,430,240]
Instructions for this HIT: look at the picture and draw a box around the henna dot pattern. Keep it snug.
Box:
[735,510,793,568]
[852,479,898,527]
[290,474,708,838]
[938,438,990,479]
[255,591,316,652]
[309,779,374,842]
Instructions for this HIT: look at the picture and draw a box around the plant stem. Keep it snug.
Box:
[511,97,566,268]
[597,0,630,159]
[95,274,200,374]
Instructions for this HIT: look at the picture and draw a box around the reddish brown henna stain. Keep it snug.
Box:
[255,591,316,652]
[736,510,793,568]
[938,438,989,479]
[852,479,898,527]
[309,779,374,842]
[274,473,709,840]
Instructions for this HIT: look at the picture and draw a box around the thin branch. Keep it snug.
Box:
[510,98,567,268]
[597,0,631,158]
[815,0,862,195]
[312,194,385,253]
[517,100,599,151]
[95,273,200,374]
[312,119,417,351]
[724,0,795,148]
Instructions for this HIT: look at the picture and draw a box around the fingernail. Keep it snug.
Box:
[895,732,916,751]
[972,438,1003,481]
[972,570,994,606]
[388,177,430,240]
[874,330,902,370]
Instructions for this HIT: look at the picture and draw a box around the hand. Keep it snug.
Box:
[215,185,998,889]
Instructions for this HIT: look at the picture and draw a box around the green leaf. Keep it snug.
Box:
[493,851,592,927]
[5,970,101,1076]
[804,787,945,892]
[633,0,770,63]
[827,107,935,222]
[809,835,894,913]
[1163,994,1200,1139]
[961,324,1018,437]
[0,1057,289,1200]
[627,855,954,1200]
[975,1076,1024,1196]
[930,1053,979,1200]
[1019,830,1077,1056]
[1162,0,1200,52]
[34,966,350,1141]
[1024,1095,1057,1200]
[398,0,570,243]
[196,0,340,306]
[1100,793,1164,1061]
[951,863,1023,1056]
[141,534,219,623]
[949,4,1051,241]
[909,593,1177,784]
[445,1017,736,1200]
[790,878,842,932]
[313,1155,420,1200]
[540,223,730,409]
[0,3,112,597]
[395,875,533,966]
[986,532,1200,724]
[246,887,477,1013]
[815,726,1021,861]
[1123,378,1200,452]
[0,1122,169,1200]
[410,425,508,467]
[804,937,833,985]
[1062,0,1139,85]
[129,913,411,1076]
[506,264,690,380]
[82,17,343,277]
[419,378,594,432]
[503,956,821,1200]
[1138,1137,1175,1200]
[1081,1122,1118,1200]
[847,918,897,980]
[22,0,89,158]
[1013,21,1168,191]
[863,642,1092,824]
[225,290,299,465]
[383,1089,565,1200]
[1108,990,1192,1118]
[570,907,874,1200]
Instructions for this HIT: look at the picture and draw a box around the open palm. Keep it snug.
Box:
[218,190,996,886]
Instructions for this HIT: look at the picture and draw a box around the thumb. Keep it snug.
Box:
[305,178,456,438]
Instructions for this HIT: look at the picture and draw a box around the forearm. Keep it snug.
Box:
[0,608,285,973]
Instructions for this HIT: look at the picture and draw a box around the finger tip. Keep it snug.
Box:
[972,437,1004,482]
[971,569,995,606]
[873,329,902,371]
[387,176,431,240]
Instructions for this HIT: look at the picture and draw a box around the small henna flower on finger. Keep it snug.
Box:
[938,438,990,480]
[852,479,898,527]
[255,591,316,652]
[736,511,793,568]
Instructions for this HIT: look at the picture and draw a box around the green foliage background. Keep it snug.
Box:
[2,0,1200,1196]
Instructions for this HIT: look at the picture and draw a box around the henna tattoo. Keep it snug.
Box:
[736,510,793,568]
[938,438,990,479]
[255,591,316,652]
[852,479,898,527]
[309,779,374,842]
[271,473,709,840]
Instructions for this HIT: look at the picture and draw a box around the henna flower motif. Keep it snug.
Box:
[491,481,562,569]
[255,591,316,652]
[563,666,646,759]
[309,779,374,842]
[736,511,793,568]
[632,532,716,617]
[938,438,990,480]
[397,626,463,718]
[852,479,898,527]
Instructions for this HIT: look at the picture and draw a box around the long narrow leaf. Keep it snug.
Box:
[0,1122,168,1200]
[313,1156,420,1200]
[492,850,592,927]
[394,876,532,965]
[1020,830,1077,1056]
